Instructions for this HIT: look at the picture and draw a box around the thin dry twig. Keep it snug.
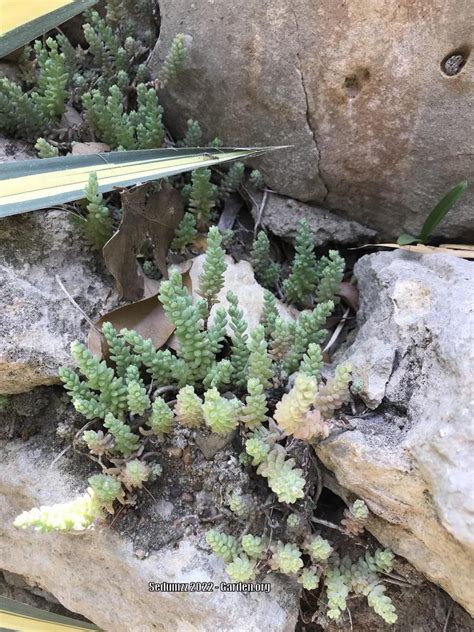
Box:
[379,570,419,586]
[172,514,198,526]
[72,419,97,449]
[141,451,161,461]
[49,444,72,469]
[311,516,347,534]
[107,504,126,529]
[200,513,226,524]
[443,601,454,632]
[49,204,85,221]
[382,576,415,588]
[56,275,101,332]
[154,385,178,397]
[347,606,353,631]
[142,484,157,502]
[323,307,350,354]
[253,189,270,235]
[309,452,323,506]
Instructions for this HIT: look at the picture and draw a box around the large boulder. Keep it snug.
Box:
[150,0,474,240]
[0,211,113,394]
[0,429,299,631]
[315,251,474,614]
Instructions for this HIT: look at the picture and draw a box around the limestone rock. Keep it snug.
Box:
[150,0,474,240]
[187,254,295,332]
[0,439,300,632]
[0,211,113,394]
[253,193,376,246]
[316,251,474,614]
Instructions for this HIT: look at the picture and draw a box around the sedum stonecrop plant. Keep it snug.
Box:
[82,83,165,151]
[0,37,70,138]
[188,167,217,230]
[79,10,187,151]
[76,172,113,251]
[157,33,187,87]
[0,1,185,145]
[15,222,351,530]
[206,524,397,625]
[251,220,345,309]
[35,137,58,158]
[252,231,281,289]
[5,15,394,632]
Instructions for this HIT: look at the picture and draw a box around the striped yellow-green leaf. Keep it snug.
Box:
[0,595,100,631]
[0,0,98,58]
[0,147,273,217]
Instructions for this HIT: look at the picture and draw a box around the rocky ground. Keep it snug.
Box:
[1,204,473,629]
[1,3,473,629]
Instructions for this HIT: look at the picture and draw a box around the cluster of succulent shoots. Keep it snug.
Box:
[0,0,243,254]
[252,218,345,309]
[0,2,160,142]
[14,224,351,532]
[207,500,397,625]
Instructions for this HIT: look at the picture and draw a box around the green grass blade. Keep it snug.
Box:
[419,180,469,242]
[0,147,275,217]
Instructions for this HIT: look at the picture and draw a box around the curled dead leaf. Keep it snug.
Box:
[103,182,184,301]
[88,264,192,359]
[71,141,110,155]
[191,234,209,252]
[217,195,242,232]
[337,281,359,312]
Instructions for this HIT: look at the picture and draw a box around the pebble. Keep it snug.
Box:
[191,479,203,492]
[181,492,194,504]
[168,447,183,459]
[182,447,193,465]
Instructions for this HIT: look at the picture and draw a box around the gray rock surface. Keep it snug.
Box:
[253,193,376,246]
[0,439,299,632]
[151,0,474,240]
[316,251,474,614]
[0,211,113,394]
[0,134,33,162]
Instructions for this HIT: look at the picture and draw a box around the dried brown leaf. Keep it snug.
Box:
[103,183,184,301]
[217,195,242,232]
[337,281,359,312]
[88,265,192,359]
[191,234,208,252]
[71,141,110,155]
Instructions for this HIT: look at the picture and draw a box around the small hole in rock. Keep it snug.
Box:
[344,68,370,98]
[344,75,361,98]
[441,47,470,76]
